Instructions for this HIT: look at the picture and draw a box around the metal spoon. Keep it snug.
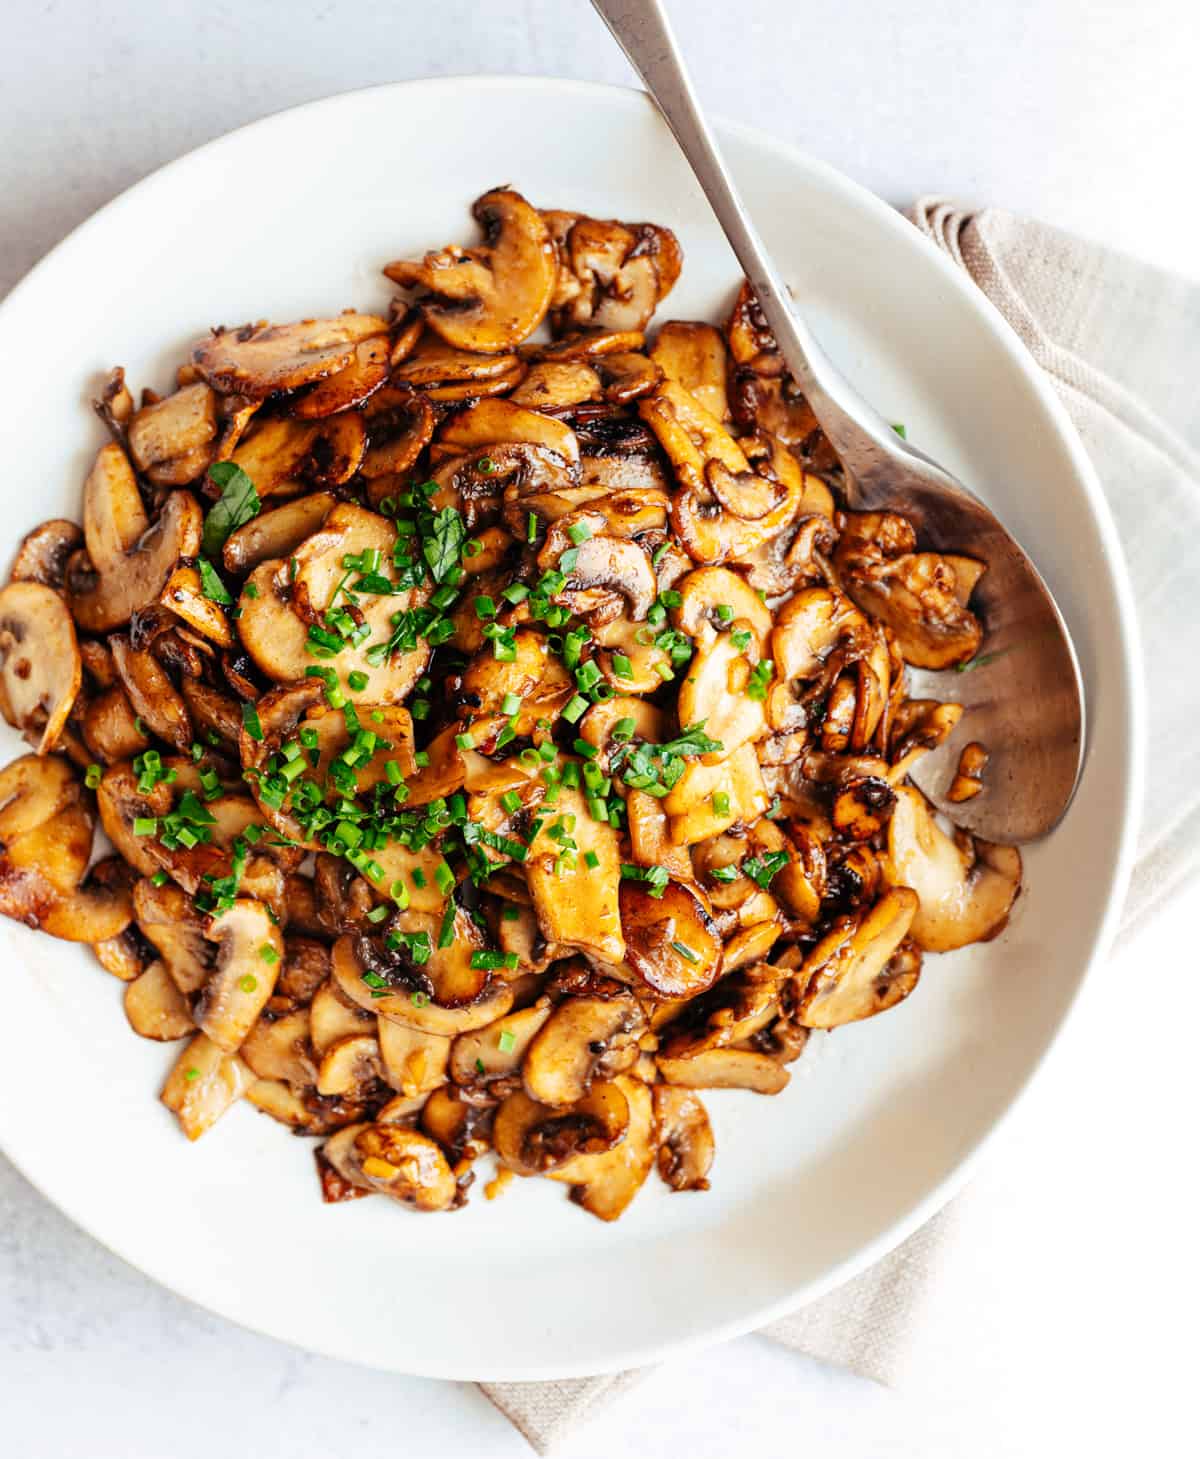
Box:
[591,0,1085,843]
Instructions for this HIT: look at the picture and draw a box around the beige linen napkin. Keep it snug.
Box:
[482,200,1200,1452]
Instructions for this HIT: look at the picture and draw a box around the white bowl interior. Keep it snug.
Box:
[0,80,1139,1379]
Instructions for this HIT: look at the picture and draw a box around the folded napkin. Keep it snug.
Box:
[482,199,1200,1453]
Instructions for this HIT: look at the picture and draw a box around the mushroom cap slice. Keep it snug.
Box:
[377,1017,451,1097]
[544,1074,656,1221]
[437,397,580,465]
[449,1000,553,1088]
[322,1122,457,1210]
[161,1032,254,1141]
[310,975,375,1055]
[522,994,646,1106]
[384,188,556,353]
[525,785,625,963]
[108,636,191,752]
[221,491,335,575]
[420,1087,494,1165]
[493,1082,631,1176]
[650,321,728,421]
[653,1085,714,1192]
[795,887,920,1028]
[123,959,194,1041]
[192,313,389,398]
[675,626,767,760]
[672,565,772,647]
[230,412,365,498]
[126,383,217,477]
[884,786,1021,952]
[67,464,203,633]
[292,335,391,418]
[193,898,284,1053]
[656,1047,790,1095]
[316,1033,386,1099]
[0,582,81,752]
[394,337,523,388]
[9,519,84,588]
[620,881,723,999]
[665,741,770,846]
[133,876,211,993]
[330,933,514,1036]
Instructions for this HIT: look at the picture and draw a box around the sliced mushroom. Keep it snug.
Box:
[123,959,194,1041]
[672,565,772,647]
[650,321,728,421]
[322,1121,457,1210]
[240,1008,316,1085]
[549,214,682,333]
[193,899,283,1053]
[161,1032,254,1141]
[620,881,723,998]
[652,1085,714,1192]
[0,582,81,752]
[509,359,602,410]
[359,385,435,483]
[834,513,984,670]
[221,491,335,575]
[192,313,389,399]
[133,876,212,993]
[179,679,241,749]
[493,1081,630,1176]
[126,382,218,483]
[420,1086,494,1165]
[437,396,580,466]
[393,336,525,398]
[384,188,556,352]
[624,788,693,884]
[656,1047,790,1094]
[522,993,645,1106]
[525,786,625,963]
[93,924,149,981]
[449,1000,553,1087]
[316,1033,385,1099]
[157,566,234,649]
[310,975,375,1055]
[676,624,767,759]
[330,932,514,1037]
[66,444,203,633]
[544,1074,656,1221]
[108,636,191,751]
[767,587,888,748]
[884,786,1021,952]
[9,520,83,589]
[665,741,770,846]
[794,887,920,1027]
[230,412,365,498]
[377,1017,451,1097]
[246,1079,363,1135]
[292,335,391,418]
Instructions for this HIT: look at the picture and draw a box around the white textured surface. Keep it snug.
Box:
[1,2,1197,1455]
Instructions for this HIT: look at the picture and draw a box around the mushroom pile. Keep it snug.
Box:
[0,187,1020,1222]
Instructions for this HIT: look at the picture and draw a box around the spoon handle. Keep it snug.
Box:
[590,0,897,462]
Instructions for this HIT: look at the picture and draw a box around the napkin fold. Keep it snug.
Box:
[482,199,1200,1453]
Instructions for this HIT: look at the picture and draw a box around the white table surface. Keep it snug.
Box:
[3,3,1198,1456]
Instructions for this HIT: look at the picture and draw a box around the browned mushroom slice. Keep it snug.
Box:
[292,335,391,418]
[522,994,645,1106]
[0,582,81,752]
[673,566,772,647]
[550,214,682,333]
[620,881,723,999]
[126,382,218,483]
[420,1087,493,1164]
[624,789,693,884]
[230,412,365,498]
[161,1032,254,1140]
[676,625,767,759]
[108,636,191,751]
[178,680,240,749]
[493,1081,630,1176]
[193,899,283,1053]
[834,512,984,670]
[884,786,1021,951]
[449,1000,553,1087]
[359,385,435,484]
[653,1085,714,1192]
[525,786,625,963]
[794,887,920,1027]
[508,359,602,409]
[330,931,514,1037]
[377,1018,451,1097]
[310,975,375,1055]
[322,1121,457,1210]
[316,1032,386,1100]
[437,397,580,466]
[657,1044,790,1093]
[221,492,335,575]
[156,566,234,649]
[665,741,770,845]
[537,512,656,621]
[93,925,148,981]
[947,741,989,803]
[123,959,194,1041]
[192,313,389,399]
[384,188,556,352]
[246,1080,361,1135]
[239,1010,315,1087]
[9,520,84,588]
[650,321,729,421]
[393,336,524,394]
[0,752,76,842]
[66,444,203,632]
[133,876,211,992]
[545,1074,656,1221]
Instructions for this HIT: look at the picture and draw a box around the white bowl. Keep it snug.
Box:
[0,78,1141,1380]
